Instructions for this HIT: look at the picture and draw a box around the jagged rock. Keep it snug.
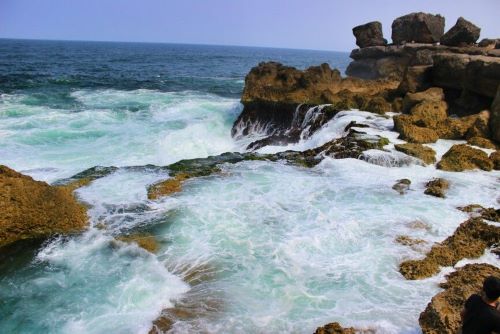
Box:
[437,144,493,171]
[392,178,411,195]
[314,322,355,334]
[392,97,404,113]
[467,136,497,149]
[419,263,500,334]
[393,114,439,143]
[424,178,449,198]
[402,87,445,113]
[440,17,481,47]
[399,217,500,280]
[0,165,88,248]
[391,12,445,44]
[352,21,387,48]
[478,38,499,49]
[458,204,500,222]
[116,233,159,253]
[410,101,448,127]
[364,96,392,114]
[465,110,490,138]
[491,86,500,142]
[396,235,426,247]
[395,143,436,164]
[147,173,192,200]
[490,150,500,170]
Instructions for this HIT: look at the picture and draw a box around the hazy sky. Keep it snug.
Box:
[1,0,499,51]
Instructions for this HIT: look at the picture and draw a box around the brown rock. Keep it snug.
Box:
[394,115,439,143]
[491,86,500,142]
[410,101,448,127]
[147,173,191,200]
[398,65,432,93]
[364,96,391,114]
[0,165,88,248]
[458,204,500,222]
[402,87,445,113]
[424,178,449,198]
[391,12,445,44]
[396,235,426,247]
[478,38,499,49]
[440,17,481,47]
[465,110,490,139]
[399,218,500,280]
[395,143,437,164]
[392,178,412,195]
[437,144,493,171]
[490,150,500,170]
[352,21,387,48]
[419,263,500,334]
[467,136,497,149]
[314,322,355,334]
[116,233,159,253]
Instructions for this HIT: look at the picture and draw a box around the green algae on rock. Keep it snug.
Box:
[395,143,436,164]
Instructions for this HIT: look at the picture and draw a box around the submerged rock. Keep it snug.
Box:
[440,17,481,47]
[437,144,493,171]
[352,21,387,48]
[314,322,355,334]
[0,165,88,248]
[424,178,449,198]
[419,263,500,334]
[391,12,445,44]
[458,204,500,222]
[147,173,192,200]
[394,143,436,164]
[399,217,500,280]
[490,150,500,170]
[392,178,412,195]
[116,233,159,253]
[395,235,426,247]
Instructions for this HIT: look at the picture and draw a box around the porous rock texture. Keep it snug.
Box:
[314,322,355,334]
[394,143,436,164]
[352,21,386,48]
[0,165,87,248]
[440,17,481,47]
[424,178,449,198]
[391,12,445,44]
[437,144,493,171]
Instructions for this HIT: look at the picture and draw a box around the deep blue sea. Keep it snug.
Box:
[1,39,498,334]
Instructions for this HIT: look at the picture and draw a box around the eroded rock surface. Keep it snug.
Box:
[424,178,449,198]
[391,12,445,44]
[353,21,386,48]
[314,322,355,334]
[437,144,493,171]
[395,143,436,164]
[440,17,481,47]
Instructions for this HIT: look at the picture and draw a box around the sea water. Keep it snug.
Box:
[0,39,498,334]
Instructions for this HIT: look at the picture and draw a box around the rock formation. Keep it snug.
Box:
[440,17,481,47]
[0,165,88,248]
[392,178,412,195]
[314,322,355,334]
[419,263,500,334]
[394,143,436,164]
[352,21,386,48]
[437,144,493,171]
[391,12,445,44]
[424,178,449,198]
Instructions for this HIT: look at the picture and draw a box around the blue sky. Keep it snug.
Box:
[1,0,499,51]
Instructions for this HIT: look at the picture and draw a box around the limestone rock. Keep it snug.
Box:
[419,263,500,334]
[0,165,88,248]
[467,136,497,149]
[437,144,493,171]
[314,322,355,334]
[424,178,449,198]
[395,143,436,164]
[478,38,499,49]
[409,101,448,127]
[490,150,500,170]
[402,87,445,113]
[352,21,387,48]
[393,115,439,143]
[440,17,481,47]
[391,12,445,44]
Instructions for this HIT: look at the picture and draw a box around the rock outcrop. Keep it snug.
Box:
[491,86,500,142]
[440,17,481,47]
[352,21,386,48]
[392,178,412,195]
[424,178,449,198]
[314,322,355,334]
[437,144,493,171]
[419,263,500,334]
[0,165,88,248]
[399,217,499,280]
[391,12,445,44]
[394,143,436,164]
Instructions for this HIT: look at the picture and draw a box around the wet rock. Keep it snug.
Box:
[419,263,500,334]
[491,86,500,142]
[437,144,493,171]
[399,217,500,280]
[352,21,387,48]
[424,178,449,198]
[147,173,192,200]
[410,101,448,127]
[402,87,445,113]
[395,143,436,164]
[363,96,392,114]
[343,121,369,132]
[458,204,500,222]
[0,165,88,248]
[466,136,497,149]
[392,178,411,195]
[116,233,159,253]
[54,166,119,189]
[440,17,481,47]
[314,322,355,334]
[391,12,445,44]
[393,115,439,143]
[396,235,426,247]
[490,150,500,170]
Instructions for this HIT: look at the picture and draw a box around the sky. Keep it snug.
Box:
[1,0,499,51]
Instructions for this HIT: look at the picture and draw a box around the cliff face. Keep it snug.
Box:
[0,165,88,248]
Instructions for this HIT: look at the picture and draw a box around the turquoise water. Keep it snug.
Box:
[0,40,499,334]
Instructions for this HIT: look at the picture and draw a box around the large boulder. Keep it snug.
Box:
[437,144,493,171]
[491,86,500,142]
[0,165,88,248]
[393,114,439,143]
[391,12,445,44]
[352,21,387,48]
[419,263,500,334]
[424,178,449,198]
[440,17,481,47]
[402,87,445,113]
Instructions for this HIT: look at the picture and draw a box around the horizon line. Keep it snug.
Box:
[0,36,350,54]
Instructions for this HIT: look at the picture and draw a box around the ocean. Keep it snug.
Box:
[0,39,498,334]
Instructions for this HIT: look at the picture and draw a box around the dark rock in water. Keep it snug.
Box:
[419,263,500,334]
[399,217,500,280]
[424,178,449,198]
[458,204,500,222]
[491,150,500,170]
[391,12,445,44]
[440,17,481,47]
[491,86,500,142]
[352,21,387,48]
[437,144,493,171]
[0,165,88,248]
[314,322,355,334]
[392,178,411,195]
[344,121,369,132]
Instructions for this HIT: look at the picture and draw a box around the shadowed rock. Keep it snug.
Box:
[391,12,445,44]
[490,150,500,170]
[466,136,497,149]
[491,86,500,142]
[419,263,500,334]
[402,87,445,113]
[353,21,386,48]
[440,17,481,47]
[116,233,160,253]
